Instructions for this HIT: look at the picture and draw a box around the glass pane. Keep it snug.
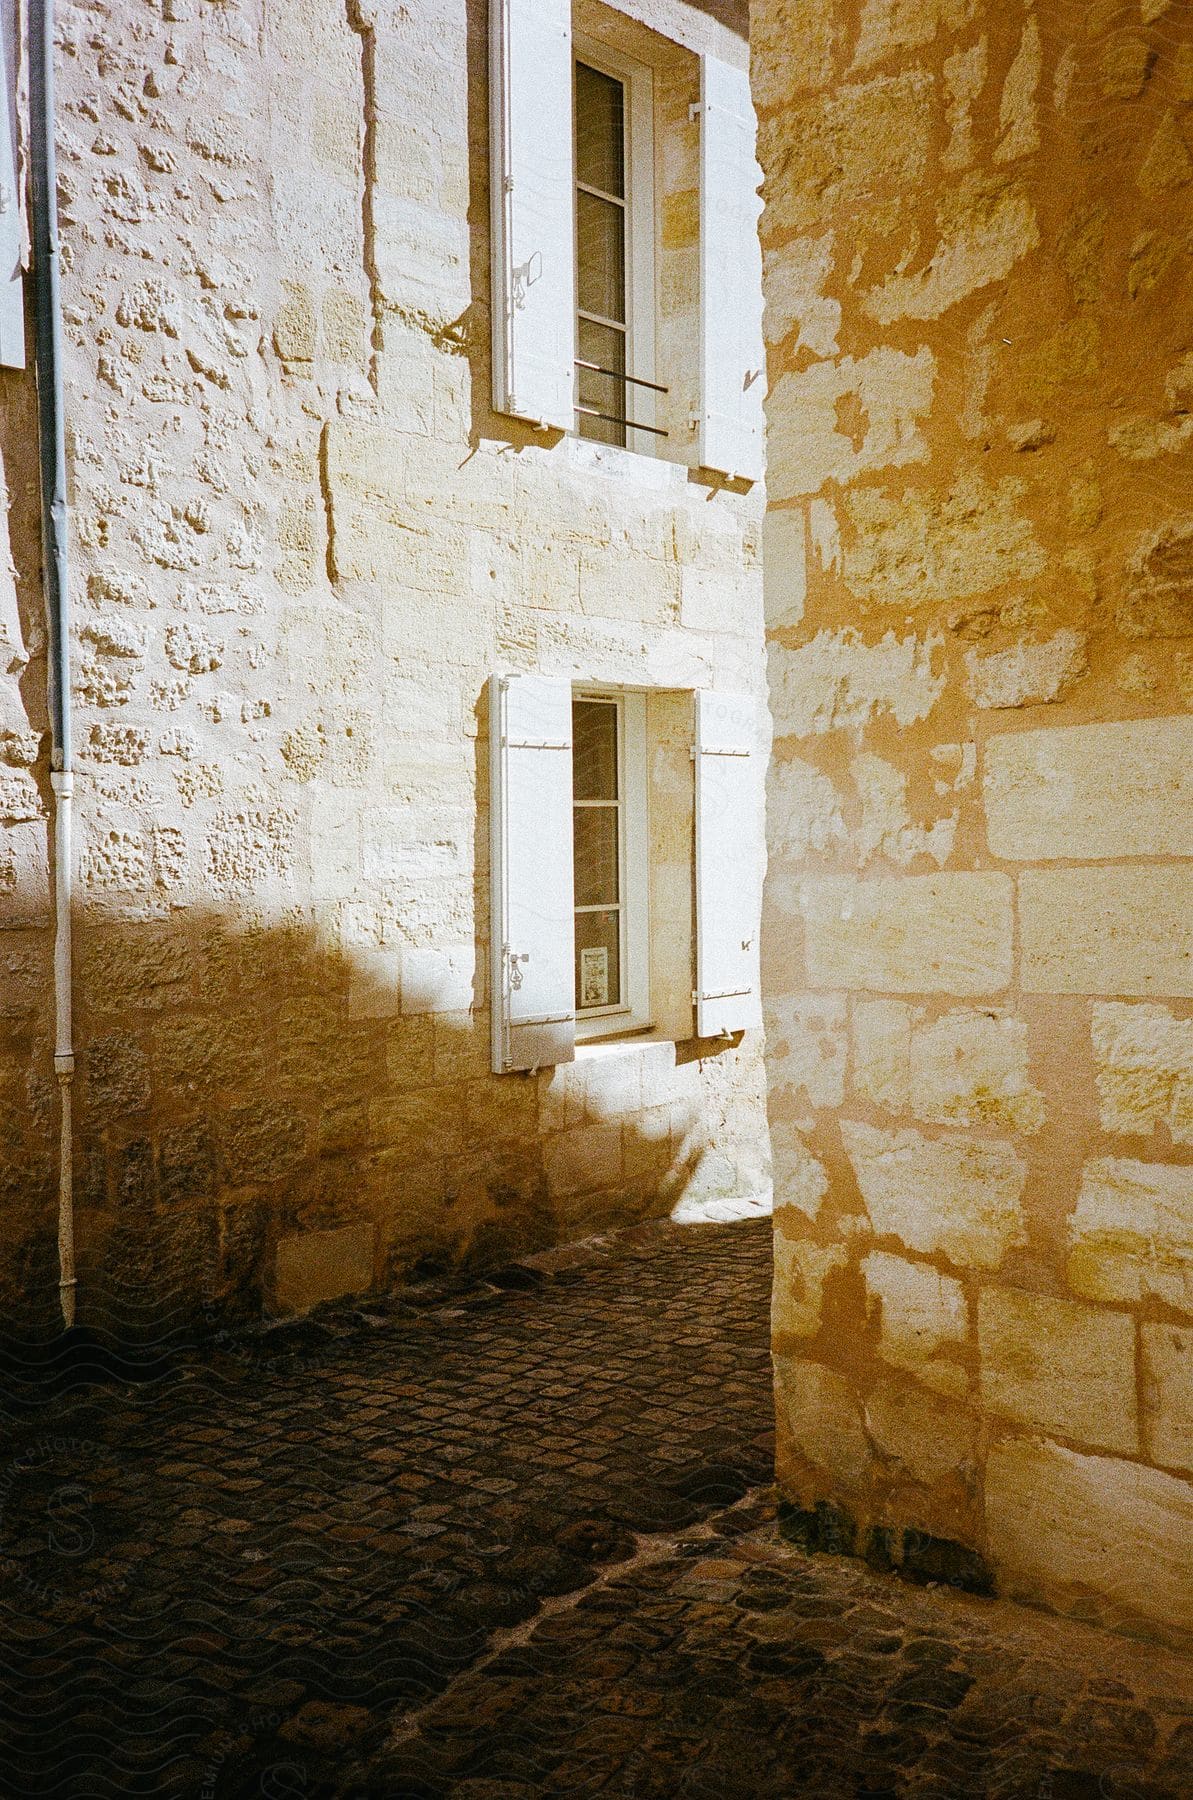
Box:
[575,907,622,1011]
[573,699,618,802]
[576,189,626,324]
[575,61,624,199]
[577,315,626,447]
[573,804,619,907]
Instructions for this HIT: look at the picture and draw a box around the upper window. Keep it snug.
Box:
[490,1,762,478]
[572,42,660,454]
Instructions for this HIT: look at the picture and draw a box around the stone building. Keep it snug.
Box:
[757,0,1193,1646]
[0,0,771,1330]
[4,0,1191,1659]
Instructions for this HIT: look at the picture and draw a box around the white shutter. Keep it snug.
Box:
[697,55,763,482]
[694,689,762,1037]
[489,0,574,431]
[0,5,24,369]
[489,673,576,1072]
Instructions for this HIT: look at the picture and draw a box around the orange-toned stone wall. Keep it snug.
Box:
[755,0,1193,1645]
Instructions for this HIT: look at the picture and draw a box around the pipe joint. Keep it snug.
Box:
[54,1053,75,1079]
[50,769,73,797]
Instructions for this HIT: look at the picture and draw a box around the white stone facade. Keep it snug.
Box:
[0,0,769,1324]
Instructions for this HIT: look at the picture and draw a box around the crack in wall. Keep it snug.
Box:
[347,0,382,393]
[318,420,337,586]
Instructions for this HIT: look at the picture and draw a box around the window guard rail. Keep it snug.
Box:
[574,358,670,438]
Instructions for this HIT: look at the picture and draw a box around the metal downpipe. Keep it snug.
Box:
[28,0,75,1330]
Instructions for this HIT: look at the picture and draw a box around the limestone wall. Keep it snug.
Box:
[757,0,1193,1644]
[0,0,769,1332]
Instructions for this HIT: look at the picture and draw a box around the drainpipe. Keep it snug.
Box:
[28,0,75,1331]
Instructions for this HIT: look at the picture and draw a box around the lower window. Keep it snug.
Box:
[571,688,650,1038]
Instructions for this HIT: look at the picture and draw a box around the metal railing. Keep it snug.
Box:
[574,359,669,438]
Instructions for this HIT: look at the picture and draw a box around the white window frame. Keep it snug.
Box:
[572,32,658,456]
[573,687,651,1041]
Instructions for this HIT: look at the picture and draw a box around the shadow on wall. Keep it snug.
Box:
[2,898,770,1348]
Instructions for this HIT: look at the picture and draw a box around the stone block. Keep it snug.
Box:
[1119,518,1193,637]
[768,758,846,860]
[1019,868,1193,997]
[1143,1323,1193,1474]
[400,944,475,1016]
[1092,1002,1193,1144]
[864,1378,977,1487]
[966,630,1087,710]
[862,179,1040,326]
[978,1287,1138,1454]
[222,1103,308,1184]
[763,506,806,628]
[1069,1157,1193,1315]
[772,1232,847,1340]
[770,629,945,737]
[371,1088,465,1163]
[861,1250,969,1397]
[543,1121,623,1196]
[770,1130,831,1220]
[765,993,847,1108]
[621,1105,672,1181]
[802,874,1013,994]
[275,1223,375,1315]
[347,945,402,1020]
[986,1436,1193,1644]
[842,1122,1027,1269]
[910,1010,1044,1134]
[986,716,1193,861]
[767,345,935,502]
[842,474,1045,607]
[852,750,956,868]
[774,1357,872,1490]
[852,1000,912,1111]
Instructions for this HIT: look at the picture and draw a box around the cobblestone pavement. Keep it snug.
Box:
[1,1217,1191,1799]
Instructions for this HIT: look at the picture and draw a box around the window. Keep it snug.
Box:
[572,690,649,1036]
[572,41,659,453]
[489,674,762,1074]
[490,1,763,479]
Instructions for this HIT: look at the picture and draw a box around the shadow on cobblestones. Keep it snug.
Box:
[1,1216,1191,1798]
[0,1220,773,1795]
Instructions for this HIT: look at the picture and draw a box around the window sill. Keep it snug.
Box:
[572,1028,668,1061]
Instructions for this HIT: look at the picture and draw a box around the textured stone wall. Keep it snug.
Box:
[0,0,768,1332]
[757,0,1193,1645]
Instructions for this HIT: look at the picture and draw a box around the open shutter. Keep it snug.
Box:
[0,4,24,368]
[489,0,574,431]
[694,689,762,1037]
[490,673,576,1072]
[697,55,762,482]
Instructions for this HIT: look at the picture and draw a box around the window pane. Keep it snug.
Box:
[573,804,619,907]
[576,189,626,324]
[575,907,621,1011]
[575,61,624,199]
[576,315,626,447]
[573,699,618,802]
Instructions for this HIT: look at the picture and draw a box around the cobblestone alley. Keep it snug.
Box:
[1,1219,1191,1798]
